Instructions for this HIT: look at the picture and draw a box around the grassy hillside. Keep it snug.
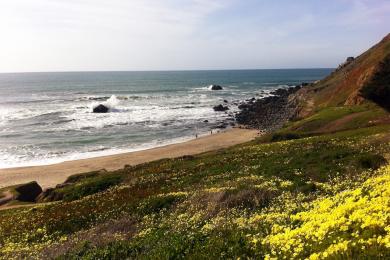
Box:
[0,123,389,259]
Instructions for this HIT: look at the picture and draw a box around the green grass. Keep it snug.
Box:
[0,184,32,200]
[282,105,386,134]
[64,170,103,184]
[44,172,124,202]
[0,185,18,197]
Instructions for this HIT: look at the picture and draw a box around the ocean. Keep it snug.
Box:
[0,69,332,168]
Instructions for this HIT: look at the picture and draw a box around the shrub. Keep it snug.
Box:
[359,154,387,170]
[360,55,390,111]
[271,132,302,142]
[61,174,123,202]
[138,194,182,214]
[65,170,105,184]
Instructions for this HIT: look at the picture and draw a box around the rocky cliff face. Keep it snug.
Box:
[292,33,390,118]
[236,34,390,130]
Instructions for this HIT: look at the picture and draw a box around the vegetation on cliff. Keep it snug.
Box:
[294,33,390,117]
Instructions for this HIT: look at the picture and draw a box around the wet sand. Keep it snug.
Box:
[0,128,259,189]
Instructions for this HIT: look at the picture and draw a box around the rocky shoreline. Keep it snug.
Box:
[91,83,308,133]
[208,84,307,132]
[234,85,303,131]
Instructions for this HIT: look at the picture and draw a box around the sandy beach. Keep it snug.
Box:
[0,128,259,189]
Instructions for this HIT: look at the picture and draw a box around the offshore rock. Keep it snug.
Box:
[213,104,229,112]
[93,104,109,113]
[210,85,223,90]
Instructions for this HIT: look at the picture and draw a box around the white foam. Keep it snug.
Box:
[0,90,237,168]
[0,131,213,169]
[90,95,121,112]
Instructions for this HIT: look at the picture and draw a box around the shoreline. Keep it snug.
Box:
[0,128,259,189]
[0,130,224,169]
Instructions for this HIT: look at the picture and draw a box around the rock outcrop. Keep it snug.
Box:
[93,104,109,113]
[213,104,229,112]
[210,85,223,90]
[15,181,43,202]
[36,188,64,202]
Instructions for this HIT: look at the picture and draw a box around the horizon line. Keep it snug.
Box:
[0,67,335,74]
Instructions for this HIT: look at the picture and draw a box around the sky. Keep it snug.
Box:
[0,0,389,72]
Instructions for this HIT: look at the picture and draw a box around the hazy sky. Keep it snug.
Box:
[0,0,389,72]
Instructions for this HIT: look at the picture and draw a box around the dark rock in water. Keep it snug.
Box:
[301,82,309,87]
[93,104,109,113]
[203,120,209,123]
[213,104,229,112]
[223,99,228,103]
[15,181,43,202]
[210,85,223,90]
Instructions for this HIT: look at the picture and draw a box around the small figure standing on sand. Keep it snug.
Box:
[196,134,198,138]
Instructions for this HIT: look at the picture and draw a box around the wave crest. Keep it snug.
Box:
[91,95,120,112]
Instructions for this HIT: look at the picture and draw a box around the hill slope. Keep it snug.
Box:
[295,33,390,117]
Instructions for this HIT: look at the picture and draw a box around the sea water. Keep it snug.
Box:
[0,69,332,168]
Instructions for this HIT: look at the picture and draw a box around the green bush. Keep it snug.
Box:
[270,132,302,142]
[61,174,123,202]
[359,154,387,170]
[138,194,181,214]
[64,170,104,184]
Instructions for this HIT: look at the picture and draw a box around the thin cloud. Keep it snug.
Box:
[0,0,388,72]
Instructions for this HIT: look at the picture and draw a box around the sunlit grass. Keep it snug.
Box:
[0,124,389,259]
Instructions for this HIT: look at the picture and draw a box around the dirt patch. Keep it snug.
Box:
[368,114,390,125]
[41,216,137,258]
[315,112,367,133]
[188,188,277,217]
